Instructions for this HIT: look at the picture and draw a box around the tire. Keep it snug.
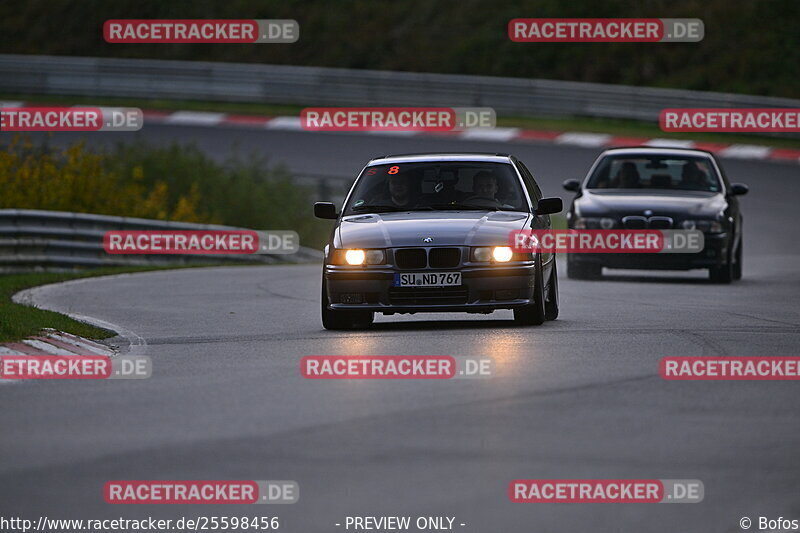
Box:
[514,255,546,326]
[733,238,742,281]
[321,278,374,330]
[709,255,733,284]
[544,259,559,321]
[567,258,602,280]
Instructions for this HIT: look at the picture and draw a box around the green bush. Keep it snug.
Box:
[0,136,332,249]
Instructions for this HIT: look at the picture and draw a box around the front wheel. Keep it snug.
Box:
[567,258,602,280]
[321,278,374,330]
[709,256,733,284]
[514,256,546,326]
[544,259,559,321]
[733,238,742,281]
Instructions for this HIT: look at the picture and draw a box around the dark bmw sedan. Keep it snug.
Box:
[314,153,563,329]
[563,147,748,283]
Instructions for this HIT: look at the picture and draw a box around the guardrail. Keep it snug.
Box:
[0,209,323,272]
[1,54,798,125]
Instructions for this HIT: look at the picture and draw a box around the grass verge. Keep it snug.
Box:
[0,266,181,343]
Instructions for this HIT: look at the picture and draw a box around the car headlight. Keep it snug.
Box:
[345,249,366,265]
[472,246,515,263]
[493,246,513,262]
[573,217,616,229]
[682,220,723,233]
[330,249,386,265]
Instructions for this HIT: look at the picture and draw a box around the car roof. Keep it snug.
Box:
[367,153,513,165]
[599,147,716,158]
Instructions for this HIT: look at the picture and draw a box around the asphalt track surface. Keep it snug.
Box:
[1,125,799,532]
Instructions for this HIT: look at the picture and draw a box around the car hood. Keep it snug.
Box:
[336,211,531,248]
[574,190,727,219]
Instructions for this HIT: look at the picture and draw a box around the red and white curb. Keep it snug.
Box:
[0,329,114,383]
[142,109,800,164]
[2,101,799,164]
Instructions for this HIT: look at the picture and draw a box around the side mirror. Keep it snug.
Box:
[730,183,749,196]
[537,197,563,215]
[314,202,338,219]
[562,179,581,192]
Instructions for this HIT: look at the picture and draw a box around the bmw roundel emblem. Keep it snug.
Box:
[644,209,653,216]
[423,237,433,243]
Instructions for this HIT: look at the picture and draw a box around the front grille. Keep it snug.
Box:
[388,286,469,305]
[395,248,427,269]
[428,248,461,268]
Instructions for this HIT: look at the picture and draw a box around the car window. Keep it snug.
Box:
[586,155,721,192]
[516,160,542,205]
[343,162,528,214]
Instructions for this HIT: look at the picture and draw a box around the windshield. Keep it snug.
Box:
[343,162,528,215]
[586,155,721,192]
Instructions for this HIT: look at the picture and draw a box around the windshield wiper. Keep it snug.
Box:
[428,203,501,211]
[350,204,405,213]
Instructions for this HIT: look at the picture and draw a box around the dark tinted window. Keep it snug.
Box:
[343,162,528,214]
[586,155,721,192]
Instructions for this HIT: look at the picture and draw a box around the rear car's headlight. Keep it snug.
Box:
[682,220,723,233]
[330,249,386,265]
[573,217,616,229]
[472,246,516,263]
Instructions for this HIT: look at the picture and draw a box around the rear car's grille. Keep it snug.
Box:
[622,216,673,229]
[622,216,647,229]
[428,248,461,268]
[395,248,427,269]
[648,216,673,229]
[388,286,469,305]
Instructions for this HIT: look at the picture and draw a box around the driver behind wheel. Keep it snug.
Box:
[471,171,499,201]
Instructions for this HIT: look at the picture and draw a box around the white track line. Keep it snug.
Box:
[265,116,304,130]
[719,144,771,159]
[46,333,114,356]
[22,339,77,356]
[644,138,696,148]
[555,132,612,147]
[459,127,521,141]
[164,111,226,126]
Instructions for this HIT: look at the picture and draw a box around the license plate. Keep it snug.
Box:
[394,272,462,287]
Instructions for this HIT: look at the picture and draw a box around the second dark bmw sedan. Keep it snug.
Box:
[563,147,748,283]
[314,153,563,329]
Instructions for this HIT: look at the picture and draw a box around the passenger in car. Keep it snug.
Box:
[681,161,709,190]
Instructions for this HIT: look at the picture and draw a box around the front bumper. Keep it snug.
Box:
[568,233,730,271]
[325,263,537,313]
